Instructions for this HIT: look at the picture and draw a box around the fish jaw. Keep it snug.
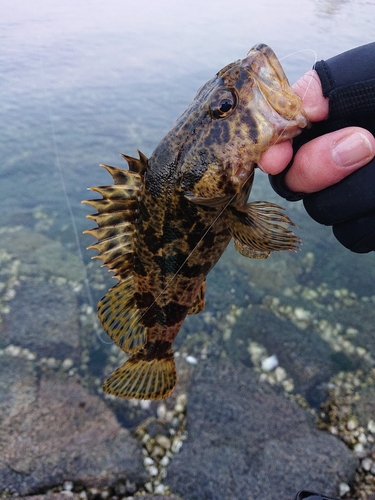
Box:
[244,43,310,140]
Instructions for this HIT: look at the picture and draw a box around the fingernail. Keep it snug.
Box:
[332,132,373,168]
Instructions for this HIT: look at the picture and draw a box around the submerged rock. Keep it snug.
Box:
[2,281,81,361]
[0,227,85,283]
[166,358,358,500]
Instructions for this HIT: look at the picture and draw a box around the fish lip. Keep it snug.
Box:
[245,43,310,132]
[246,43,286,80]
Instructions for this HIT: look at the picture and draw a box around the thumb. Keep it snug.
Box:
[284,127,375,193]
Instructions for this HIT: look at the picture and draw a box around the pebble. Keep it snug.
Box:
[347,417,358,431]
[346,327,359,337]
[63,481,74,492]
[339,483,350,496]
[160,455,170,467]
[25,351,36,361]
[175,393,187,412]
[357,433,367,445]
[222,328,232,340]
[155,434,171,450]
[368,420,375,433]
[186,355,198,365]
[274,367,287,383]
[224,313,235,325]
[144,482,153,493]
[148,465,159,477]
[154,484,166,494]
[361,458,373,471]
[5,344,22,357]
[62,358,74,370]
[354,443,365,456]
[293,307,311,321]
[151,445,165,460]
[157,403,167,419]
[282,379,294,392]
[171,437,183,454]
[261,355,278,372]
[46,357,58,368]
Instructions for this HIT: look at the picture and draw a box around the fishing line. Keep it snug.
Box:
[280,48,318,100]
[47,104,96,311]
[36,34,110,344]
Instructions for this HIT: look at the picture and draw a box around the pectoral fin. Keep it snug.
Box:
[229,201,301,259]
[187,280,206,315]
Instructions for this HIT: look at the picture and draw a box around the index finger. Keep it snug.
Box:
[293,70,328,122]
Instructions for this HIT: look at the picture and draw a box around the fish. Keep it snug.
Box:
[83,43,310,400]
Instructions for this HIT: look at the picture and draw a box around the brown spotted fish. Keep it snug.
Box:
[83,44,309,400]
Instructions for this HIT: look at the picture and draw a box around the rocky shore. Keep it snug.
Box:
[0,223,374,499]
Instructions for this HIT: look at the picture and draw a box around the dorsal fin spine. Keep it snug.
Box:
[120,150,148,175]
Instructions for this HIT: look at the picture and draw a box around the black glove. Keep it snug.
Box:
[294,491,354,500]
[270,42,375,253]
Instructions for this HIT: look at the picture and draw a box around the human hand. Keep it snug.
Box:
[258,70,375,193]
[258,41,375,254]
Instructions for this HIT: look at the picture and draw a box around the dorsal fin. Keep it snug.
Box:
[120,149,148,175]
[99,164,141,185]
[82,167,143,281]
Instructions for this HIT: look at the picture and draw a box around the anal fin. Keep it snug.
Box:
[187,280,206,315]
[103,342,177,400]
[229,201,301,257]
[98,278,147,353]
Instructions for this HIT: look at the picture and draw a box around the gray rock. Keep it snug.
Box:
[0,366,147,496]
[166,358,358,500]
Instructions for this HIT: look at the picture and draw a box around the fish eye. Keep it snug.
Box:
[209,89,237,119]
[219,98,233,113]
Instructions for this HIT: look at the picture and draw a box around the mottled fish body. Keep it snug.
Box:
[83,44,309,399]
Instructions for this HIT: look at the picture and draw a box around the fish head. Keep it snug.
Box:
[168,44,309,205]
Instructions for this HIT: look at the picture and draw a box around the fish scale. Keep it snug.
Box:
[83,43,310,400]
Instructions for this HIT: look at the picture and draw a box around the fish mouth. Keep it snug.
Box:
[244,44,310,136]
[247,44,288,85]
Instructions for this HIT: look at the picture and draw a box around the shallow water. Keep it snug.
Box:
[1,0,375,496]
